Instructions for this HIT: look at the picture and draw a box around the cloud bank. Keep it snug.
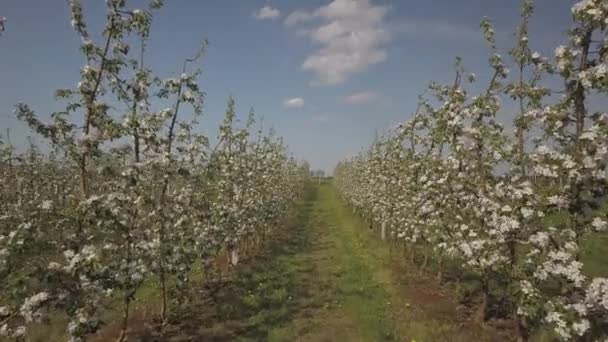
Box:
[343,91,379,104]
[285,0,391,85]
[283,97,305,108]
[254,6,281,20]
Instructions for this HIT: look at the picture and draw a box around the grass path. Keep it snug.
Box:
[268,182,398,341]
[265,183,508,341]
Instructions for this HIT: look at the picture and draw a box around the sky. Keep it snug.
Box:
[0,0,578,173]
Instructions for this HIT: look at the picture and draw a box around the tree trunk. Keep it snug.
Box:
[436,254,444,283]
[410,246,416,265]
[421,245,429,271]
[117,295,131,342]
[230,248,239,266]
[515,315,529,342]
[160,269,167,324]
[475,280,489,324]
[159,218,168,324]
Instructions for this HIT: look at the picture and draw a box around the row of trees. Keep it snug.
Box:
[336,0,608,340]
[0,1,308,341]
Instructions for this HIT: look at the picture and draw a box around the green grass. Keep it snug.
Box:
[25,274,164,342]
[269,183,507,341]
[581,232,608,277]
[542,206,608,278]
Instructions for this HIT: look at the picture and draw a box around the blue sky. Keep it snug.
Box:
[0,0,576,173]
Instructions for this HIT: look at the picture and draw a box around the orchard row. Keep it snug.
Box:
[336,1,608,340]
[0,1,308,341]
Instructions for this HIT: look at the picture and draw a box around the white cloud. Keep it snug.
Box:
[343,91,379,104]
[283,97,305,108]
[285,0,391,85]
[284,10,314,27]
[254,6,281,20]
